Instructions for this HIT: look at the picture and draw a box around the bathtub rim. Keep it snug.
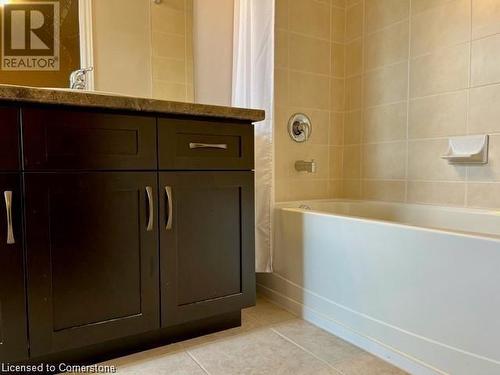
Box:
[275,198,500,242]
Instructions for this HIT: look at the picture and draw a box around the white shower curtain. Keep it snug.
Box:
[232,0,274,272]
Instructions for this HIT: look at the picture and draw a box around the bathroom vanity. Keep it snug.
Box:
[0,85,263,366]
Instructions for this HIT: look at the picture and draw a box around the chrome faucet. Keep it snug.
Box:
[295,160,317,173]
[69,67,93,90]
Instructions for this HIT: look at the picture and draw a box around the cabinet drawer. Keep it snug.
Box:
[158,118,254,170]
[23,107,157,170]
[0,107,20,171]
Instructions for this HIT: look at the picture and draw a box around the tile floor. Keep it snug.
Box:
[92,297,408,374]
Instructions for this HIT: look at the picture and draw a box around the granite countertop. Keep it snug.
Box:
[0,84,265,122]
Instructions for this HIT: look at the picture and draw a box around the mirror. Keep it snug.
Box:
[0,0,195,102]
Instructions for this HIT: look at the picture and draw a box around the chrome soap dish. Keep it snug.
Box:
[441,135,489,164]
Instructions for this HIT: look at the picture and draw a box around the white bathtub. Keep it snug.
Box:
[257,200,500,375]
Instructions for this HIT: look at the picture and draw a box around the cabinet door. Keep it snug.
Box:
[0,174,28,362]
[25,173,159,357]
[159,172,255,327]
[0,107,20,170]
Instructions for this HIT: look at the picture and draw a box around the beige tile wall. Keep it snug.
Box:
[151,0,194,102]
[336,0,500,210]
[274,0,346,202]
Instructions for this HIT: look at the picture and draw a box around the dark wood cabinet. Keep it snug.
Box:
[22,108,157,170]
[24,172,160,356]
[0,107,20,170]
[0,173,28,362]
[0,103,257,365]
[159,172,255,326]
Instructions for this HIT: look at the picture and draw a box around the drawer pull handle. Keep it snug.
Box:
[189,142,228,150]
[165,186,173,231]
[4,191,15,244]
[146,186,154,232]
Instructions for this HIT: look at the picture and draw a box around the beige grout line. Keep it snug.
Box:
[186,350,212,375]
[328,0,333,197]
[357,0,366,199]
[340,0,347,198]
[270,328,345,375]
[404,0,413,203]
[464,0,473,208]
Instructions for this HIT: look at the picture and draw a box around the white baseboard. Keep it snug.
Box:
[257,281,446,375]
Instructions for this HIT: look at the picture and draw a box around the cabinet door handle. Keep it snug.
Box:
[4,191,15,244]
[146,186,154,232]
[189,142,228,150]
[165,186,173,230]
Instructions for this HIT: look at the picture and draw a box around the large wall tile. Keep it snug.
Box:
[346,2,363,41]
[330,146,344,179]
[343,145,361,179]
[332,43,346,78]
[410,43,469,98]
[276,0,289,29]
[467,183,500,209]
[332,6,346,43]
[152,32,185,59]
[152,57,186,83]
[412,0,456,14]
[469,84,500,134]
[362,180,406,202]
[341,179,361,199]
[276,178,330,201]
[329,180,343,198]
[408,139,466,180]
[362,142,407,179]
[467,135,500,182]
[365,0,410,33]
[471,34,500,87]
[408,91,467,139]
[274,0,500,210]
[364,20,409,71]
[151,5,185,34]
[331,78,346,111]
[274,68,289,107]
[152,81,187,101]
[344,110,362,145]
[410,0,470,57]
[330,112,344,146]
[275,29,289,69]
[407,181,466,206]
[345,38,363,77]
[289,71,330,109]
[346,75,362,110]
[290,0,331,40]
[289,33,331,75]
[333,0,346,8]
[472,0,500,39]
[364,62,408,107]
[363,102,407,143]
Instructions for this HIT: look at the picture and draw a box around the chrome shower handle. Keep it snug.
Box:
[4,191,15,244]
[146,186,154,232]
[165,186,173,230]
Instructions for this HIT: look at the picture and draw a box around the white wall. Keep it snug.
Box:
[92,0,152,97]
[193,0,234,106]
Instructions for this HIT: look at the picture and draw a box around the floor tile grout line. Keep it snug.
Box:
[269,327,345,375]
[186,350,212,375]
